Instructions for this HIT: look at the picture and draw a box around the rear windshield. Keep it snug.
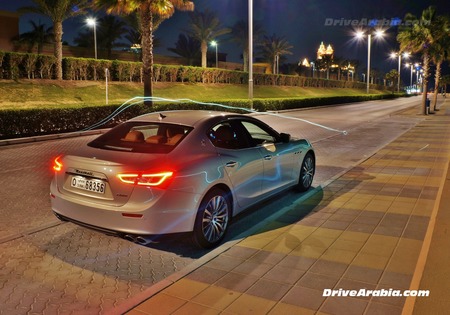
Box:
[88,122,192,153]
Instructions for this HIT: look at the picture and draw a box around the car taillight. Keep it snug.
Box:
[53,156,63,172]
[117,172,174,187]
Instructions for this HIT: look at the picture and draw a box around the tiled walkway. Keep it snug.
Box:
[125,103,450,315]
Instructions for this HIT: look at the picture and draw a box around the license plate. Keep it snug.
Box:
[71,176,106,194]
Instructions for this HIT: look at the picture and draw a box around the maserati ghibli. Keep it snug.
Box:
[50,110,315,248]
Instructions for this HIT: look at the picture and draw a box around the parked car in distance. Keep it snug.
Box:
[50,110,315,248]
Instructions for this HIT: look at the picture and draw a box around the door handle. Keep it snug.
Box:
[264,155,272,160]
[226,161,237,167]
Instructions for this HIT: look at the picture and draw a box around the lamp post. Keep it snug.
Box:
[86,17,97,59]
[405,63,414,91]
[390,51,409,92]
[248,0,253,102]
[356,30,384,93]
[414,63,421,91]
[410,64,414,88]
[105,68,109,105]
[210,41,218,68]
[366,33,371,93]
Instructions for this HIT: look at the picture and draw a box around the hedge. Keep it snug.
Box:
[0,51,382,90]
[0,94,401,140]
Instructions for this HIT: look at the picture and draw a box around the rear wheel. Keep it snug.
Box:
[296,152,315,192]
[192,188,230,248]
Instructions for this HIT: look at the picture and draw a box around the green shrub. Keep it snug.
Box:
[0,51,387,91]
[0,93,401,140]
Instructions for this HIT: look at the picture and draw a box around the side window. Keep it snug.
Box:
[208,122,243,149]
[241,121,277,145]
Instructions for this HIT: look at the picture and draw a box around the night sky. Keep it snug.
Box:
[1,0,449,75]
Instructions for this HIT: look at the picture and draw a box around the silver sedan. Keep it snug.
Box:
[50,110,315,248]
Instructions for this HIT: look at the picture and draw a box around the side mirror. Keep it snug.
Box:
[280,133,291,143]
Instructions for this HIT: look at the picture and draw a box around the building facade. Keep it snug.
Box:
[0,10,20,52]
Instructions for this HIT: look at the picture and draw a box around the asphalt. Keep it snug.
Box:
[105,98,450,315]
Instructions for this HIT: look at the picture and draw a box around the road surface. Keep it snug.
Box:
[0,96,423,314]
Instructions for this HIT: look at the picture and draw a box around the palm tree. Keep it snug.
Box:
[122,10,165,49]
[74,16,128,59]
[19,0,90,80]
[260,34,293,74]
[16,20,54,54]
[229,19,265,72]
[316,54,334,79]
[429,15,450,111]
[188,9,230,68]
[441,74,450,95]
[98,16,129,59]
[94,0,194,104]
[397,6,440,114]
[334,57,349,81]
[73,30,93,48]
[385,69,399,90]
[167,34,201,66]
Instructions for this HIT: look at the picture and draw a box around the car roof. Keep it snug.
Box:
[130,110,247,127]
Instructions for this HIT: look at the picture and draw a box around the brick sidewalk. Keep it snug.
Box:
[122,103,450,315]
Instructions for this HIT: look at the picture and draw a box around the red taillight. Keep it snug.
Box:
[117,173,139,185]
[53,156,63,172]
[117,172,173,187]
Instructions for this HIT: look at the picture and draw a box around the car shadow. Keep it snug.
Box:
[225,168,374,246]
[225,186,324,242]
[137,186,325,255]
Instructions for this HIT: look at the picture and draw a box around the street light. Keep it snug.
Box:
[248,0,253,102]
[405,63,414,92]
[390,51,409,92]
[415,63,421,91]
[356,29,384,93]
[86,17,97,59]
[210,40,218,68]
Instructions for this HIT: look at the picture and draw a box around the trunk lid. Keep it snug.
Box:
[55,146,162,206]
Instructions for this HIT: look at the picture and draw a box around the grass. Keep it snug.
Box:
[0,79,388,110]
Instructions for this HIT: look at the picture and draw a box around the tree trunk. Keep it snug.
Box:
[141,9,153,107]
[421,53,430,115]
[433,60,442,111]
[54,21,63,80]
[201,41,207,68]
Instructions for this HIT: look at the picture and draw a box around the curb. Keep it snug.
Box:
[0,129,108,147]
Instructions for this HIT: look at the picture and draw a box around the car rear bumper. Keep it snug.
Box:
[50,180,200,235]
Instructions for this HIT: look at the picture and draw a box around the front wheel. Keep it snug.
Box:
[192,188,231,249]
[296,152,315,192]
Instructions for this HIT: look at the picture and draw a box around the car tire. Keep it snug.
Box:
[192,188,231,249]
[296,152,315,192]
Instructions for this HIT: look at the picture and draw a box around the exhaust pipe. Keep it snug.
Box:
[123,234,137,243]
[135,236,155,245]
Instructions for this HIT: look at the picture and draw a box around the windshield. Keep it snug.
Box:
[88,122,192,154]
